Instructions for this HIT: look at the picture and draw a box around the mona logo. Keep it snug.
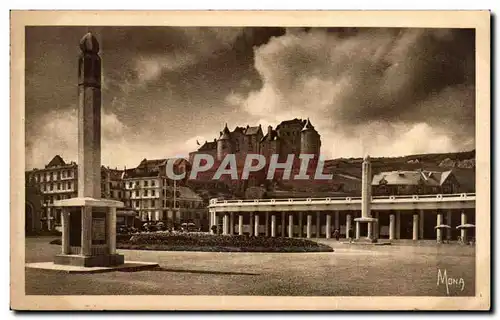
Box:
[437,269,465,295]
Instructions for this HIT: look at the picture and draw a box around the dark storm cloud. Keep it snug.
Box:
[25,26,285,169]
[235,27,475,157]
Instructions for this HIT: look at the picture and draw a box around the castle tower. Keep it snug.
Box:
[300,118,321,156]
[217,123,232,161]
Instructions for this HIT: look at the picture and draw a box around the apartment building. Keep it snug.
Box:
[122,158,207,227]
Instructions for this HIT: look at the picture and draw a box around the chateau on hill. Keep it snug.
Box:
[189,118,321,164]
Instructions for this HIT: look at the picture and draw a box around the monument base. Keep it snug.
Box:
[54,254,125,267]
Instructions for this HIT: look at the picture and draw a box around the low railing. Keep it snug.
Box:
[209,193,476,206]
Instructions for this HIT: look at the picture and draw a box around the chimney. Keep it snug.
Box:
[267,125,272,138]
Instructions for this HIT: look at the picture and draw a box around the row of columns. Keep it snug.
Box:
[210,210,471,241]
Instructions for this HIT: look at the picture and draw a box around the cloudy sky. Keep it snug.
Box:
[25,26,475,170]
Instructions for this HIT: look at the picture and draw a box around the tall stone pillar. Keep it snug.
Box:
[419,209,425,240]
[107,207,117,254]
[271,214,276,237]
[249,213,254,236]
[396,211,401,239]
[229,212,234,235]
[52,33,125,268]
[288,214,294,238]
[316,213,321,238]
[325,214,331,239]
[281,212,286,237]
[334,211,340,231]
[238,214,243,236]
[254,214,260,236]
[47,207,53,231]
[446,210,452,240]
[374,211,379,239]
[389,214,395,240]
[306,214,312,238]
[61,208,70,254]
[346,214,352,239]
[265,212,269,237]
[298,212,303,238]
[355,221,360,240]
[223,214,229,235]
[436,212,443,242]
[461,211,467,241]
[215,214,221,235]
[367,221,372,239]
[81,206,92,256]
[412,214,418,241]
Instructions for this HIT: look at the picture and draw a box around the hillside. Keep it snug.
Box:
[276,149,476,196]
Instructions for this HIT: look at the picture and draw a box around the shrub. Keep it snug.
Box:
[125,232,333,252]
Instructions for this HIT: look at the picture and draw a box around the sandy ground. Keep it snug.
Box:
[25,236,475,296]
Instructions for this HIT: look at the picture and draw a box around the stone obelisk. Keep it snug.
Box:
[354,155,378,242]
[78,32,102,200]
[53,32,125,267]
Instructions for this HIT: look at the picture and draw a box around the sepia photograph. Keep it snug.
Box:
[10,10,490,310]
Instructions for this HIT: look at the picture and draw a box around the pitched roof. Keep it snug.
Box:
[277,118,306,129]
[123,167,161,179]
[46,155,66,168]
[137,158,167,168]
[260,129,280,142]
[371,170,455,187]
[218,124,231,140]
[198,141,217,151]
[244,126,261,136]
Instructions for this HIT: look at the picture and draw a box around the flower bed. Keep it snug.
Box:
[49,232,334,253]
[121,232,333,253]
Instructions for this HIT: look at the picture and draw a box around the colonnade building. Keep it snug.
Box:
[208,156,476,242]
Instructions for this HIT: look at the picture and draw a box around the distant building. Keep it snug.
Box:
[188,118,322,194]
[122,158,206,227]
[26,155,132,231]
[189,118,321,163]
[371,170,460,196]
[25,155,78,230]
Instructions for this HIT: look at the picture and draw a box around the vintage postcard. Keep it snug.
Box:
[11,10,490,310]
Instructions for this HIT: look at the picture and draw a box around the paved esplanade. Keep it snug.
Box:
[208,156,475,242]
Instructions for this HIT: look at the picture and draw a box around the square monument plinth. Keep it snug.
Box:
[53,197,125,268]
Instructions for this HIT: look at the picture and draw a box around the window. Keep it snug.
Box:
[128,182,133,188]
[46,173,50,181]
[151,190,155,196]
[50,184,54,191]
[67,182,71,189]
[135,190,139,197]
[135,201,139,208]
[62,171,65,178]
[42,184,46,192]
[40,174,44,182]
[151,180,155,187]
[162,189,166,196]
[118,191,122,199]
[150,199,155,208]
[53,172,57,180]
[144,180,149,187]
[144,190,149,197]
